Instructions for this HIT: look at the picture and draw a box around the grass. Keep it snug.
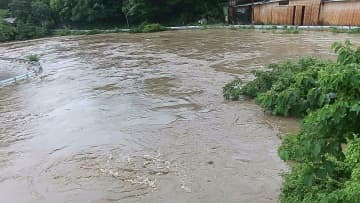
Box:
[348,28,360,34]
[279,26,300,34]
[331,27,360,34]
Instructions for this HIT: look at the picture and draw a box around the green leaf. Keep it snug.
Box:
[279,150,289,161]
[312,143,322,158]
[304,174,314,186]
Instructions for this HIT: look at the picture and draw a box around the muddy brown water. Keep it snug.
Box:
[0,30,359,203]
[0,60,29,80]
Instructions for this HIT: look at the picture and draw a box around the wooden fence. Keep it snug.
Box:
[251,0,360,26]
[319,1,360,26]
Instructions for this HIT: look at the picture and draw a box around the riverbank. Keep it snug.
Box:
[2,24,360,44]
[222,40,360,202]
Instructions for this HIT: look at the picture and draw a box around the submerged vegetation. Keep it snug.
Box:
[28,54,39,62]
[279,26,300,34]
[51,28,126,36]
[331,27,360,34]
[224,40,360,202]
[223,78,242,100]
[129,23,167,33]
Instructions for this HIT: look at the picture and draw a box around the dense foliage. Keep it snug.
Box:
[224,40,360,202]
[28,54,39,62]
[0,1,10,9]
[0,0,224,41]
[129,23,167,33]
[0,9,16,41]
[223,78,242,100]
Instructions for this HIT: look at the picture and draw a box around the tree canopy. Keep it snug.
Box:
[8,0,224,27]
[1,0,224,42]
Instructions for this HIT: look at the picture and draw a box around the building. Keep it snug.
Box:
[229,0,360,26]
[228,0,263,24]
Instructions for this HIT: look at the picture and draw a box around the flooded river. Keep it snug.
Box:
[0,29,358,203]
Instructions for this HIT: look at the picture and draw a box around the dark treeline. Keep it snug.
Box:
[0,0,225,41]
[0,0,10,8]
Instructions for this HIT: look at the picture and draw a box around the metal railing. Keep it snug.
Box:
[0,57,42,87]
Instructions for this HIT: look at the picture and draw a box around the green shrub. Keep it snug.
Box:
[0,24,17,42]
[223,78,242,100]
[224,57,327,116]
[330,27,345,33]
[348,28,360,34]
[86,29,102,35]
[332,40,360,64]
[52,29,72,36]
[130,23,167,33]
[201,24,208,30]
[142,23,166,33]
[15,23,49,40]
[28,54,39,62]
[223,40,360,202]
[279,44,360,201]
[280,26,300,34]
[331,27,360,34]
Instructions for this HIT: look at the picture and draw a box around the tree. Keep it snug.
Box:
[9,0,32,22]
[31,0,53,26]
[50,0,123,25]
[122,0,146,27]
[0,0,10,8]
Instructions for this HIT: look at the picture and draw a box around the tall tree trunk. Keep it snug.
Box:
[125,15,129,28]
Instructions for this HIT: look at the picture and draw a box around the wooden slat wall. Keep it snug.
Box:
[253,4,294,25]
[252,6,261,24]
[252,1,320,25]
[319,1,360,26]
[289,0,321,6]
[253,3,273,24]
[272,6,294,25]
[251,0,360,26]
[309,4,320,25]
[294,6,303,25]
[303,6,312,25]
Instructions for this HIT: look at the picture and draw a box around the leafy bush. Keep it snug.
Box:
[28,54,39,62]
[130,23,166,33]
[348,28,360,34]
[86,29,102,35]
[52,28,72,36]
[0,20,49,42]
[280,26,300,34]
[223,78,242,100]
[0,23,17,42]
[332,40,360,65]
[142,23,166,33]
[331,27,360,34]
[223,40,360,202]
[223,57,327,115]
[15,23,49,40]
